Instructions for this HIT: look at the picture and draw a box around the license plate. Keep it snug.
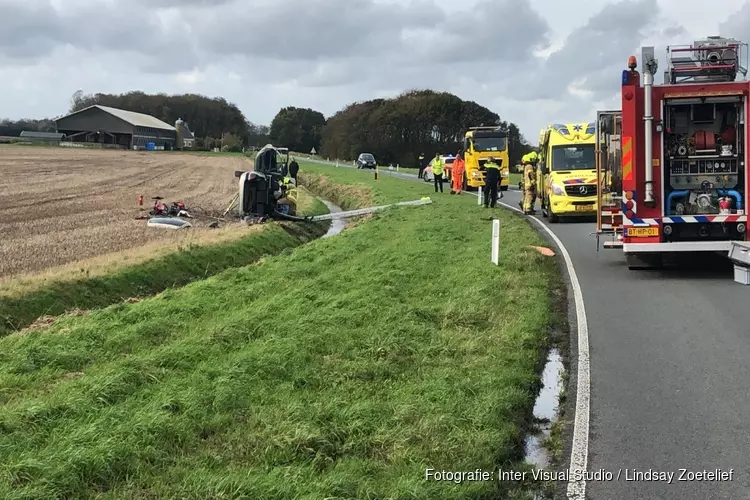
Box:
[575,204,594,211]
[625,227,659,237]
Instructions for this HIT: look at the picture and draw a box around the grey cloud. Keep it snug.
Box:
[506,0,688,102]
[190,0,446,61]
[415,0,551,64]
[0,0,200,72]
[0,0,550,89]
[0,1,69,59]
[719,3,750,47]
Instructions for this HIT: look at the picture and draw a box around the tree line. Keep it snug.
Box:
[316,90,533,167]
[2,89,532,162]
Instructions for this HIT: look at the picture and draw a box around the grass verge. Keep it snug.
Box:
[0,162,560,499]
[0,191,329,336]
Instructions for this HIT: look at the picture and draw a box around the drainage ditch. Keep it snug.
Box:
[319,199,346,237]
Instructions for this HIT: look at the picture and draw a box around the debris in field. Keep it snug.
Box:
[147,217,192,230]
[208,221,219,228]
[149,196,192,217]
[530,246,555,256]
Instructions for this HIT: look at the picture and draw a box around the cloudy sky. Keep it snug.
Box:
[2,0,750,142]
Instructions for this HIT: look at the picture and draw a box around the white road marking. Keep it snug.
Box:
[497,200,590,500]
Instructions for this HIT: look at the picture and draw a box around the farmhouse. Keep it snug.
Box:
[55,105,177,150]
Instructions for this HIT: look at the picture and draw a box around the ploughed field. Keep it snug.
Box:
[0,146,246,279]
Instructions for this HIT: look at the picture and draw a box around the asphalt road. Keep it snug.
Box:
[498,188,750,500]
[306,158,750,498]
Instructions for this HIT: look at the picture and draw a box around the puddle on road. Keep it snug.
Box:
[525,348,564,470]
[320,199,346,238]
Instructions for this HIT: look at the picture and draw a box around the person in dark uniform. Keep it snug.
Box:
[418,153,428,179]
[483,156,501,208]
[288,157,300,181]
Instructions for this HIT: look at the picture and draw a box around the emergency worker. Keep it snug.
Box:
[288,157,300,181]
[451,150,466,194]
[526,151,539,208]
[483,156,501,207]
[418,153,427,178]
[431,153,445,193]
[522,154,537,215]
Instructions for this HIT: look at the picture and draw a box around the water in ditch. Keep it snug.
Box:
[320,199,346,238]
[525,348,564,469]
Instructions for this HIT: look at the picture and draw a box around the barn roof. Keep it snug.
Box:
[58,105,176,131]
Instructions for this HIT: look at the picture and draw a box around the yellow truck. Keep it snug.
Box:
[537,122,597,222]
[462,127,510,191]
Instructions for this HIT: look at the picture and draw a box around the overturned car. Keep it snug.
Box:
[235,144,299,222]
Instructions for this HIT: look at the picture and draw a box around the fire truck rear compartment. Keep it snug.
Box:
[662,95,746,242]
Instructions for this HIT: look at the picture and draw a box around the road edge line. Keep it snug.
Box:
[497,200,590,499]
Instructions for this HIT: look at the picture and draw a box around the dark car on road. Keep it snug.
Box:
[356,153,377,169]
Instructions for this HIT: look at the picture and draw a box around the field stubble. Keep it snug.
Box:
[0,146,249,280]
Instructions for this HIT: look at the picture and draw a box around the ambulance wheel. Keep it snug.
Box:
[548,206,559,222]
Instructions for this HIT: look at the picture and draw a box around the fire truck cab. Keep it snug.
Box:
[598,36,750,269]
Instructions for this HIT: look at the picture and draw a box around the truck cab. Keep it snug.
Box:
[463,127,510,191]
[538,123,598,222]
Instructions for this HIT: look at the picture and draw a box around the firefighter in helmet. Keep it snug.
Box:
[527,151,540,209]
[521,153,537,215]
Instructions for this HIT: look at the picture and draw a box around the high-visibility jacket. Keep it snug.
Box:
[452,158,465,176]
[485,161,500,171]
[431,157,444,175]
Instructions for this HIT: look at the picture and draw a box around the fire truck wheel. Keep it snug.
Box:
[500,185,508,191]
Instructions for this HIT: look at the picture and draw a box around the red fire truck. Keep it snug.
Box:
[595,37,750,269]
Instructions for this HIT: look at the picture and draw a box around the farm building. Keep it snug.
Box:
[175,118,196,149]
[183,126,195,148]
[19,131,65,142]
[55,105,177,150]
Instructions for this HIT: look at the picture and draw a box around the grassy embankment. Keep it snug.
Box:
[0,162,561,499]
[0,190,329,336]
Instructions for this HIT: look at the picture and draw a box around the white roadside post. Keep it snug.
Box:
[336,159,339,168]
[491,219,500,265]
[477,186,482,206]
